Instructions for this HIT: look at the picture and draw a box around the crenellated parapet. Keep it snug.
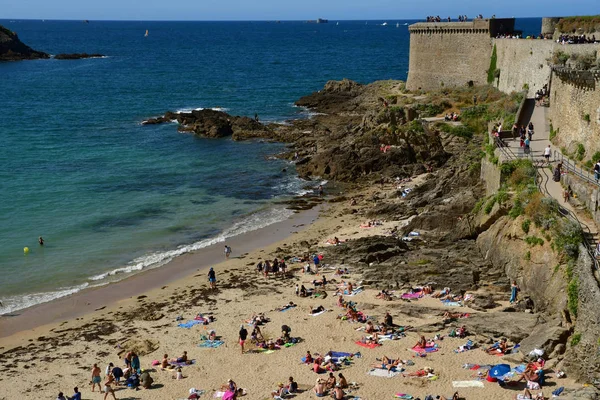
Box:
[406,19,515,91]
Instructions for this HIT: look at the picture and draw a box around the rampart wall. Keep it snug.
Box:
[406,19,514,91]
[549,68,600,158]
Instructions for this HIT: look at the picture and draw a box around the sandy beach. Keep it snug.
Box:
[0,177,581,400]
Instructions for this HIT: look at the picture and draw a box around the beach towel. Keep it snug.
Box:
[411,346,438,353]
[441,301,462,307]
[198,340,224,348]
[168,359,196,368]
[213,391,225,398]
[368,368,401,378]
[452,380,485,388]
[279,305,296,312]
[344,287,364,296]
[401,293,422,299]
[394,394,413,399]
[178,320,202,328]
[310,309,328,317]
[355,341,380,349]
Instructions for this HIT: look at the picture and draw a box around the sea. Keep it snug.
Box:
[0,18,542,314]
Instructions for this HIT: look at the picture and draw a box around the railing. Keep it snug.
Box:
[553,150,600,188]
[493,139,600,273]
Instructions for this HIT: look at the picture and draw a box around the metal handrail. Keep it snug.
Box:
[494,138,600,272]
[553,150,600,187]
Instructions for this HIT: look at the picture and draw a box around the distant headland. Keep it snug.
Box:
[0,24,49,61]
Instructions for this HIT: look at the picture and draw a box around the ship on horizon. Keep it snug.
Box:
[306,18,329,24]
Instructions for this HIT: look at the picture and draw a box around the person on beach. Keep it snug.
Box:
[140,370,154,388]
[239,325,248,354]
[263,261,270,279]
[224,245,232,259]
[313,378,326,397]
[57,392,67,400]
[510,280,520,303]
[208,267,217,289]
[111,366,123,384]
[103,374,117,400]
[39,236,44,246]
[332,383,345,400]
[338,373,348,389]
[161,354,170,369]
[130,351,140,373]
[91,363,102,392]
[124,351,133,369]
[313,254,320,274]
[287,377,298,393]
[105,362,113,377]
[67,387,81,400]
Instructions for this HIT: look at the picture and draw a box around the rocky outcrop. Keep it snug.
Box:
[143,109,272,139]
[295,78,365,114]
[54,53,105,60]
[0,24,49,61]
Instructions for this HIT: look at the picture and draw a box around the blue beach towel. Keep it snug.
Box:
[178,320,202,328]
[198,340,224,348]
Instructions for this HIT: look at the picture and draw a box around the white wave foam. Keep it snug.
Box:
[90,206,294,284]
[175,107,230,114]
[2,206,295,315]
[0,283,89,315]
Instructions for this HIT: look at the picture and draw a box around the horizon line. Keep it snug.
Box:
[0,16,548,23]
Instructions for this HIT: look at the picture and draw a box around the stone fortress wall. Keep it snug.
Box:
[406,18,514,91]
[408,17,600,159]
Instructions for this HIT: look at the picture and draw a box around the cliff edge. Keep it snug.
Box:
[0,25,49,61]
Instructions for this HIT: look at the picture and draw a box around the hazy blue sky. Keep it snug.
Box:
[3,0,598,20]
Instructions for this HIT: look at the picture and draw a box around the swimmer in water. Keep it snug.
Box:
[39,236,44,246]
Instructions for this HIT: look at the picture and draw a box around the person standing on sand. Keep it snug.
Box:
[91,363,102,392]
[313,254,320,275]
[103,374,117,400]
[208,267,217,290]
[224,245,232,259]
[239,325,248,354]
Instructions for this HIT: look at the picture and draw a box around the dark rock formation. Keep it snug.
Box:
[0,24,49,61]
[54,53,105,60]
[142,109,272,139]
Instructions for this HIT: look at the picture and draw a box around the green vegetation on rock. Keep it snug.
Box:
[487,44,498,85]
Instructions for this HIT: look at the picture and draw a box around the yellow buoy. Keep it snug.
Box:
[24,247,30,254]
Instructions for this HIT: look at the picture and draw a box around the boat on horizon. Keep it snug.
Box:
[382,22,388,26]
[396,23,400,28]
[144,29,149,37]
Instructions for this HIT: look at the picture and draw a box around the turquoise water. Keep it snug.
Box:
[0,18,541,313]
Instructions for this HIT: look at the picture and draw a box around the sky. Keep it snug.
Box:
[1,0,598,21]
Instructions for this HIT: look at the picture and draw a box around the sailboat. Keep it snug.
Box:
[144,30,149,37]
[336,22,339,26]
[396,23,399,28]
[382,22,388,26]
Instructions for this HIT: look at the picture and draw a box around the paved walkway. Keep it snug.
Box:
[502,99,598,241]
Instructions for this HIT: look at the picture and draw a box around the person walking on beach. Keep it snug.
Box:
[208,267,217,290]
[224,245,232,259]
[91,363,102,392]
[239,325,248,354]
[103,374,117,400]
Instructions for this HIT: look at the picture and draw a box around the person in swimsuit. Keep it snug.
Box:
[103,374,117,400]
[338,373,348,389]
[224,245,231,259]
[313,378,326,397]
[39,236,44,245]
[208,267,217,289]
[332,384,344,400]
[161,354,170,369]
[415,335,427,348]
[239,325,248,354]
[91,363,102,392]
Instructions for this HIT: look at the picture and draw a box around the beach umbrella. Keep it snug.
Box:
[489,364,511,379]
